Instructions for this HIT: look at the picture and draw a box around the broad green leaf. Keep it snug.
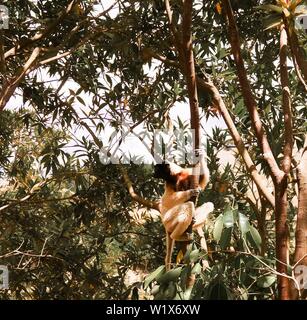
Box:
[180,266,190,291]
[163,282,177,300]
[183,286,194,300]
[144,265,165,289]
[213,214,223,242]
[238,212,250,235]
[189,249,201,263]
[257,275,276,288]
[208,281,229,300]
[223,209,234,228]
[191,263,202,275]
[183,244,193,263]
[157,267,182,284]
[151,284,160,296]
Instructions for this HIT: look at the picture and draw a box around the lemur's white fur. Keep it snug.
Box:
[158,154,213,270]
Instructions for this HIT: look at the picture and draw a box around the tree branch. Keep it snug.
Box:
[0,47,41,111]
[283,17,307,83]
[280,26,293,175]
[181,0,200,176]
[78,116,161,212]
[4,0,81,60]
[222,0,284,183]
[119,166,161,211]
[197,77,275,208]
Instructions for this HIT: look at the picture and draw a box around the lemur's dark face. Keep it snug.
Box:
[153,163,171,180]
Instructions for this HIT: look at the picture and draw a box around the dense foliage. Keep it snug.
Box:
[0,0,306,299]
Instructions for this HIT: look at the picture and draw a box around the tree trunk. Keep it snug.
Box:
[275,179,290,299]
[291,136,307,299]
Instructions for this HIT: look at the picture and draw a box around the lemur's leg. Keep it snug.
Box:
[162,202,194,240]
[197,151,210,190]
[165,232,175,271]
[193,202,214,254]
[193,202,214,229]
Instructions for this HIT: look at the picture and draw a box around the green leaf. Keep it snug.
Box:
[131,287,139,300]
[191,263,202,275]
[189,249,201,263]
[238,212,250,235]
[208,281,229,300]
[256,4,283,13]
[223,209,234,228]
[144,265,165,289]
[76,96,86,106]
[163,282,177,300]
[257,275,276,288]
[220,227,232,250]
[157,267,182,284]
[151,284,160,296]
[247,226,262,251]
[263,13,282,30]
[183,286,194,300]
[180,266,190,291]
[213,214,224,242]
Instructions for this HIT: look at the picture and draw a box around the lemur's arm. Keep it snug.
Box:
[161,188,200,214]
[171,189,200,203]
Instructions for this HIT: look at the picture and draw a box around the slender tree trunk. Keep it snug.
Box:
[275,180,290,299]
[178,0,200,292]
[291,136,307,299]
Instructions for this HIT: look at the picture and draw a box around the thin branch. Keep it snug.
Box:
[0,30,6,73]
[142,48,179,67]
[119,166,161,211]
[0,240,63,263]
[0,179,50,212]
[164,0,181,47]
[78,114,161,212]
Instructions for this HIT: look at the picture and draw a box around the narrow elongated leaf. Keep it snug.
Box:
[144,265,165,289]
[256,4,283,13]
[257,275,276,288]
[180,266,190,291]
[213,214,224,242]
[238,212,250,235]
[263,13,282,30]
[246,226,262,251]
[220,227,232,250]
[163,282,177,300]
[189,249,201,263]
